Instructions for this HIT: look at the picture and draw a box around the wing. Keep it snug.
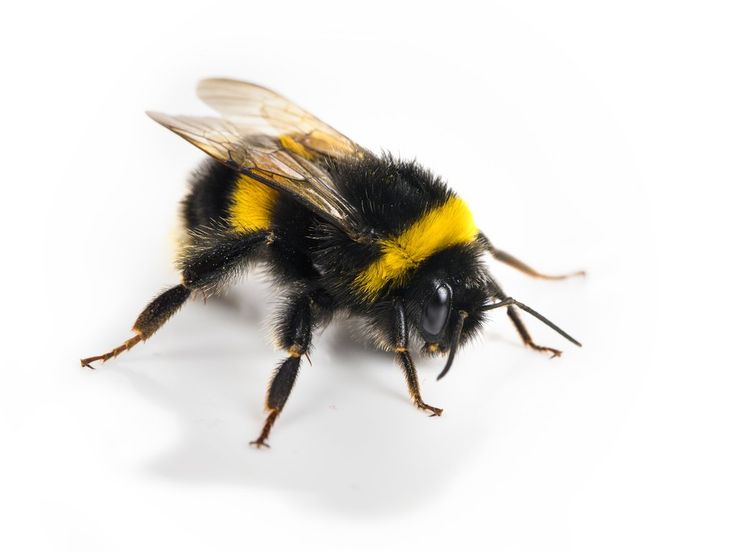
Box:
[196,78,365,160]
[147,110,364,239]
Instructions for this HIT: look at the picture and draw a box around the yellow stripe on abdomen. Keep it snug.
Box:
[229,174,280,232]
[354,196,478,300]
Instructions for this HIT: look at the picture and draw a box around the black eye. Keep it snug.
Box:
[421,284,452,337]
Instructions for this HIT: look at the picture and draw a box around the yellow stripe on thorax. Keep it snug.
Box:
[354,196,478,300]
[229,174,279,232]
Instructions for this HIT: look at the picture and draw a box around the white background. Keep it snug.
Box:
[2,1,735,550]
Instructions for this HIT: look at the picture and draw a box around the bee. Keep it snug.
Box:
[81,78,583,448]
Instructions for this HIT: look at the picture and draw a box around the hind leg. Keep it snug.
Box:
[81,285,191,367]
[81,228,269,368]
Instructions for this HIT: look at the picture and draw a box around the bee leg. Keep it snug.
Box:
[250,292,317,449]
[81,229,269,369]
[80,285,191,368]
[506,305,563,358]
[485,277,563,358]
[478,232,585,280]
[392,301,443,417]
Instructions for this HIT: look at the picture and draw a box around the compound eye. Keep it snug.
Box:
[421,283,452,337]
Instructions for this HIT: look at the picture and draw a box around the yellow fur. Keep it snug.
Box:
[229,174,280,232]
[354,196,478,299]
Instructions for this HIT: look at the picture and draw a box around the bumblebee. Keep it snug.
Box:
[81,78,583,448]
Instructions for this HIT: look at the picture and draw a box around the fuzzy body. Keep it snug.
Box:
[179,154,491,350]
[81,78,580,447]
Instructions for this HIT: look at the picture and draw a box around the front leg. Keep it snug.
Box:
[250,289,325,448]
[487,275,563,358]
[392,301,443,417]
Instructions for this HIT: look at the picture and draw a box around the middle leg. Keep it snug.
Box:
[506,305,562,358]
[488,276,564,357]
[250,289,325,448]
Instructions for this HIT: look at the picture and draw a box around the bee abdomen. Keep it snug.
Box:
[182,160,281,236]
[227,174,280,233]
[182,160,240,231]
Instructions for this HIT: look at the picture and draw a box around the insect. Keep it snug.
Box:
[81,78,584,448]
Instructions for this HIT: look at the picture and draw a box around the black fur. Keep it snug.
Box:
[268,194,322,283]
[182,160,239,229]
[178,226,268,295]
[402,244,491,348]
[325,153,452,235]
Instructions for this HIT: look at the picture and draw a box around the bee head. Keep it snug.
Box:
[394,243,580,380]
[402,244,491,377]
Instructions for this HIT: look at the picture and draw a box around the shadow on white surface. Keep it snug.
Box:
[102,285,492,517]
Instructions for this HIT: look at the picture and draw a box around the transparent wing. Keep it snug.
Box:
[147,111,363,238]
[196,78,365,159]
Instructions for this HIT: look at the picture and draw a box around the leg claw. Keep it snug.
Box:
[418,403,443,417]
[528,344,563,359]
[80,356,103,369]
[249,439,271,449]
